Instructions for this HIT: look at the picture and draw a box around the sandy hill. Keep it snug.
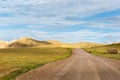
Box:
[47,40,63,45]
[47,40,74,47]
[0,37,102,48]
[0,41,9,48]
[47,40,101,48]
[7,37,52,48]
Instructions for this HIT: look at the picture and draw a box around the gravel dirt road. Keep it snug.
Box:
[16,48,120,80]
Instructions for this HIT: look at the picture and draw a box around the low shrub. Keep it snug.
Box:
[107,48,119,54]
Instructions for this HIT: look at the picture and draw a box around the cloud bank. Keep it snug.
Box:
[0,0,120,43]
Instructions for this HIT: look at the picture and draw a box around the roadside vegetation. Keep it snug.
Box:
[84,43,120,60]
[0,48,71,80]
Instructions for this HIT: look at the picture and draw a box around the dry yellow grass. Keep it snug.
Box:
[0,47,71,80]
[84,43,120,60]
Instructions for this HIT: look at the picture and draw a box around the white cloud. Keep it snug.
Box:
[2,0,119,17]
[28,0,120,17]
[0,0,120,42]
[85,22,120,29]
[26,30,120,43]
[0,29,47,41]
[1,29,119,43]
[0,0,120,27]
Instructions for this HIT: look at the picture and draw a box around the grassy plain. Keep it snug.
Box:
[84,43,120,60]
[0,48,71,80]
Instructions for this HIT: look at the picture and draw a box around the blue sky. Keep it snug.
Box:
[0,0,120,43]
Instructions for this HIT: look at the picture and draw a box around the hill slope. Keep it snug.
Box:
[0,37,101,48]
[0,41,9,48]
[84,42,120,60]
[47,40,101,48]
[7,37,52,48]
[106,42,120,48]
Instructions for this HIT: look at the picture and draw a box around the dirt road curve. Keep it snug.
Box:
[16,49,120,80]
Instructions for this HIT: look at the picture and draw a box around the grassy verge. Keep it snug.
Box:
[84,43,120,60]
[0,48,71,80]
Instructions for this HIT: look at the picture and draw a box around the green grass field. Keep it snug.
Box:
[0,48,71,80]
[84,43,120,60]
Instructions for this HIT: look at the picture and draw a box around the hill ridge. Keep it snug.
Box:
[0,37,102,48]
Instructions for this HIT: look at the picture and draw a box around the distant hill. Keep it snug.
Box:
[108,42,120,46]
[47,40,101,48]
[47,40,63,45]
[47,40,70,47]
[73,42,101,48]
[7,37,52,48]
[104,42,120,49]
[0,41,9,48]
[0,37,102,48]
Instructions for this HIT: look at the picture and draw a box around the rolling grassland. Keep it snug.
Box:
[84,43,120,60]
[0,48,71,80]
